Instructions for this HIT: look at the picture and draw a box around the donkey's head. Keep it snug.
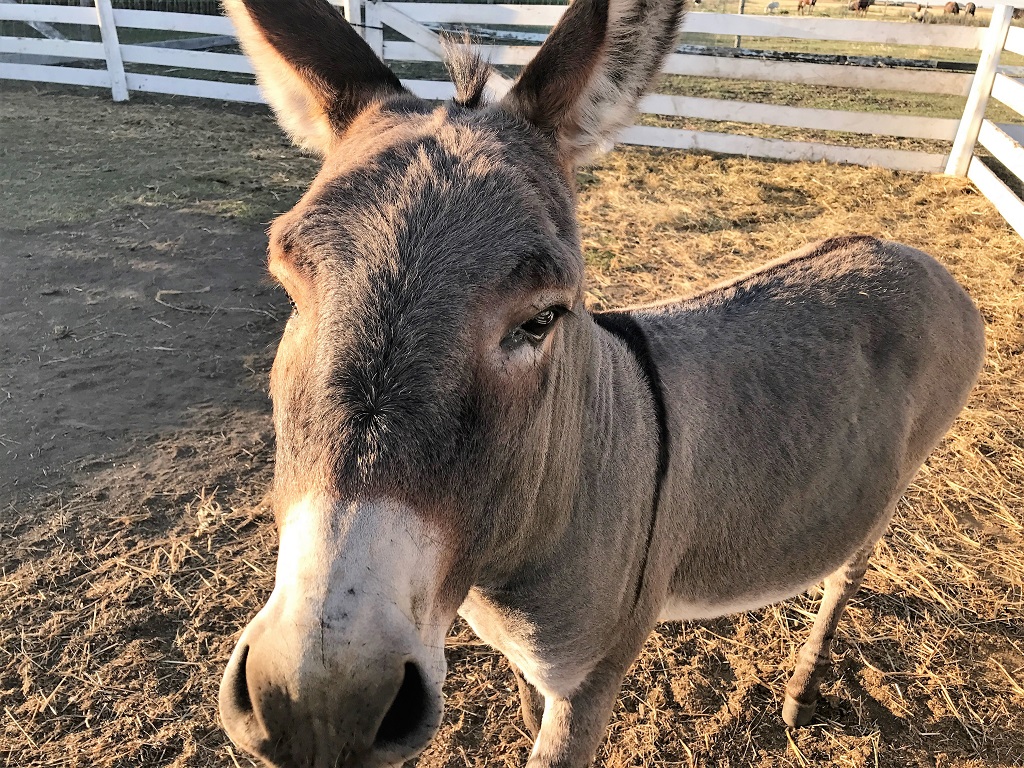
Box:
[218,0,684,765]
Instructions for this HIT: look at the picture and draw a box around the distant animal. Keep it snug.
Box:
[765,1,780,12]
[214,0,987,766]
[944,1,960,14]
[1015,8,1024,20]
[798,0,816,14]
[849,0,871,13]
[964,2,976,15]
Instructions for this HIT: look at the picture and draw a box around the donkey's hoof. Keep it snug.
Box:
[782,696,817,727]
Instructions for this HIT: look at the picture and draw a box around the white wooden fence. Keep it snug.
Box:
[946,4,1024,238]
[0,0,1022,235]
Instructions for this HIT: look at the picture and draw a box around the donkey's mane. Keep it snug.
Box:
[442,38,491,109]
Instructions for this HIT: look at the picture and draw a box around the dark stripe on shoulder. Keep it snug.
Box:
[591,310,670,610]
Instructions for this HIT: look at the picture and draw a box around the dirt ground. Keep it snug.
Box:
[1,81,1022,768]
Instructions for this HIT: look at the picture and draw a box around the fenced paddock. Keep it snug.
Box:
[1,2,1024,768]
[1,0,1023,232]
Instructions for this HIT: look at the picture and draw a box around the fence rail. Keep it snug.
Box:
[1,0,1022,236]
[945,3,1024,238]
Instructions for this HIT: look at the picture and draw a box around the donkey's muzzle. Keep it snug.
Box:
[217,497,451,767]
[219,610,443,768]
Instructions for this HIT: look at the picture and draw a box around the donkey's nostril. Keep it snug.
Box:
[232,644,254,714]
[374,662,429,747]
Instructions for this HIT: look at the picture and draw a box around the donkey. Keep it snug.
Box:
[216,0,985,766]
[798,0,817,16]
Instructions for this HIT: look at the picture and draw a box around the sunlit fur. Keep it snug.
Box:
[216,1,985,767]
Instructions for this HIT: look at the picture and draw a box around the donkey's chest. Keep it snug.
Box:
[459,590,595,699]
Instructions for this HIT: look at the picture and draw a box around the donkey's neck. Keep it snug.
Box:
[478,314,666,622]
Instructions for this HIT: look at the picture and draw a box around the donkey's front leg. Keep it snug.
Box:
[526,657,633,768]
[510,662,545,738]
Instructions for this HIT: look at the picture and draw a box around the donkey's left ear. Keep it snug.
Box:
[501,0,685,168]
[224,0,407,155]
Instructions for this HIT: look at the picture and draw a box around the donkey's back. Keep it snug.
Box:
[631,235,984,724]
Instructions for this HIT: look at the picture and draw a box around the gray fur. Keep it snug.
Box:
[216,0,986,766]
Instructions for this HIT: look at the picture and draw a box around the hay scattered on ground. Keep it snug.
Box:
[1,88,1022,768]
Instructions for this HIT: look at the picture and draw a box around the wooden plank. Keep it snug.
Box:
[0,0,68,40]
[0,3,95,25]
[978,119,1024,183]
[363,1,384,58]
[384,40,439,61]
[991,72,1024,118]
[681,13,985,49]
[375,2,446,57]
[663,53,973,96]
[999,122,1024,146]
[385,40,533,65]
[124,72,263,102]
[95,0,128,102]
[946,4,1015,175]
[619,125,948,173]
[1005,25,1024,57]
[142,35,236,51]
[0,61,110,88]
[383,4,984,47]
[382,41,972,97]
[400,78,455,100]
[639,94,959,140]
[967,156,1024,239]
[110,9,235,35]
[0,37,104,59]
[338,0,362,38]
[119,45,253,74]
[375,2,513,95]
[387,3,565,26]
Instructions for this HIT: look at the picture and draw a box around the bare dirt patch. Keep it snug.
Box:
[1,82,1022,768]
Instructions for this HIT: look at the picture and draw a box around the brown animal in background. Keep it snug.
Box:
[964,2,976,15]
[798,0,817,15]
[849,0,872,15]
[944,1,960,13]
[214,0,987,766]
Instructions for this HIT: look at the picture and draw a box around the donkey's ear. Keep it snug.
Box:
[501,0,685,167]
[223,0,406,155]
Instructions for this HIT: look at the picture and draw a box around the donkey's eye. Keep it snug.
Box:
[519,306,566,342]
[287,296,299,317]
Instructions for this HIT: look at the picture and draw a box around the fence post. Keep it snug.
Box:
[735,0,746,48]
[945,3,1014,176]
[339,0,363,38]
[363,0,384,58]
[94,0,128,102]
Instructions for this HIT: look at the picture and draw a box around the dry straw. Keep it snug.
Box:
[2,146,1022,768]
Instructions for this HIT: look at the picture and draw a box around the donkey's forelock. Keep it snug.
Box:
[442,39,493,110]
